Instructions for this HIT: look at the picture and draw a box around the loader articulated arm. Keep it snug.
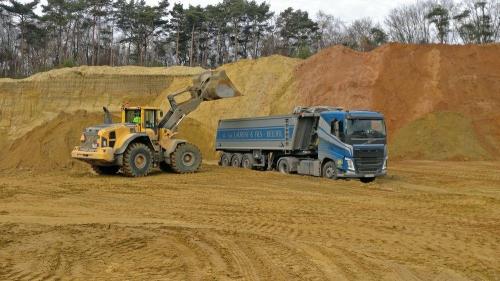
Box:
[158,70,241,130]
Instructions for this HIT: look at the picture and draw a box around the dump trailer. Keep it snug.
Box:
[216,106,387,183]
[71,70,241,177]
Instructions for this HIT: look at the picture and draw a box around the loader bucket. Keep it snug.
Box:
[194,70,242,101]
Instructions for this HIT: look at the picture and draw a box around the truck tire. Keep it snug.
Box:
[231,153,243,168]
[241,154,254,169]
[170,143,202,173]
[219,152,232,167]
[92,165,120,175]
[159,161,173,173]
[360,177,375,183]
[278,158,291,174]
[122,142,153,177]
[322,161,337,179]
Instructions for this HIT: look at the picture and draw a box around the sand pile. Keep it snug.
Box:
[390,112,490,160]
[296,43,500,159]
[0,56,299,168]
[0,65,204,143]
[0,111,103,171]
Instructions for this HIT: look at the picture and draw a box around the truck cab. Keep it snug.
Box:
[317,110,387,181]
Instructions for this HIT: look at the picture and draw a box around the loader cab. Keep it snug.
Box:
[122,107,162,132]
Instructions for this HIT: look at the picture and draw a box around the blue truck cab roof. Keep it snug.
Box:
[319,110,384,122]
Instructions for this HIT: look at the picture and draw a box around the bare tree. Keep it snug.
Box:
[385,1,433,43]
[315,10,346,49]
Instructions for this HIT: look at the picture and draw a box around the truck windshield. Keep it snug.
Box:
[346,119,386,139]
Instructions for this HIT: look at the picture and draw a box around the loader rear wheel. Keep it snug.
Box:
[92,165,120,175]
[231,153,242,168]
[122,143,153,177]
[170,143,202,173]
[219,153,232,167]
[241,154,254,169]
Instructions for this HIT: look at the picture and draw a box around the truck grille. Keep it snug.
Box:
[353,148,384,173]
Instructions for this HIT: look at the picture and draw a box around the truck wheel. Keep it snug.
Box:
[278,158,291,174]
[360,177,375,183]
[219,152,232,167]
[241,154,254,169]
[322,161,337,179]
[159,161,173,173]
[170,143,202,173]
[92,165,120,175]
[122,143,153,177]
[231,153,242,168]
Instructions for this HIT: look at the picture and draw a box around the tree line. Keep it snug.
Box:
[0,0,499,78]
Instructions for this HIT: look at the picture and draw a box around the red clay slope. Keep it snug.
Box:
[295,43,500,159]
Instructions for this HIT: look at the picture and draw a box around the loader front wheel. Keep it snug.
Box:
[92,165,120,175]
[170,143,202,173]
[122,143,153,177]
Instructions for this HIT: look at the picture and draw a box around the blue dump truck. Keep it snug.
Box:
[216,106,387,183]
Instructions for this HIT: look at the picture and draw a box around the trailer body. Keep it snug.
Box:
[216,107,388,182]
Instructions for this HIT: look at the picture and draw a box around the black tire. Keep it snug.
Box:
[122,142,153,177]
[159,161,173,173]
[360,177,375,183]
[278,158,291,174]
[322,161,337,179]
[219,152,232,167]
[231,153,243,168]
[92,165,120,175]
[170,143,202,173]
[241,154,254,169]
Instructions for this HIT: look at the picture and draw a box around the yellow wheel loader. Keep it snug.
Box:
[71,70,240,177]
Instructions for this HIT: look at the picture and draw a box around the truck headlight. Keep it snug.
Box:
[346,158,355,171]
[382,157,388,170]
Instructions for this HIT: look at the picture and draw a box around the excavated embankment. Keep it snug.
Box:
[0,44,499,171]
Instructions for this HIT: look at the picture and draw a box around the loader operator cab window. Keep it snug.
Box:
[125,109,141,124]
[144,110,157,129]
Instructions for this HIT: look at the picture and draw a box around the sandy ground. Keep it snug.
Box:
[0,161,499,281]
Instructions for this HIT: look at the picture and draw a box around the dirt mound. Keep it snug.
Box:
[0,56,299,168]
[0,65,204,143]
[390,112,490,160]
[0,111,102,171]
[296,43,500,160]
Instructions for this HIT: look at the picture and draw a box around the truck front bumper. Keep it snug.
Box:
[337,170,387,178]
[71,147,116,165]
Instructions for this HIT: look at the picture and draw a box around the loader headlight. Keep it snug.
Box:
[346,158,355,171]
[101,137,108,147]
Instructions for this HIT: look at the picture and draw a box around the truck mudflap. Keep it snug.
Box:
[71,146,116,163]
